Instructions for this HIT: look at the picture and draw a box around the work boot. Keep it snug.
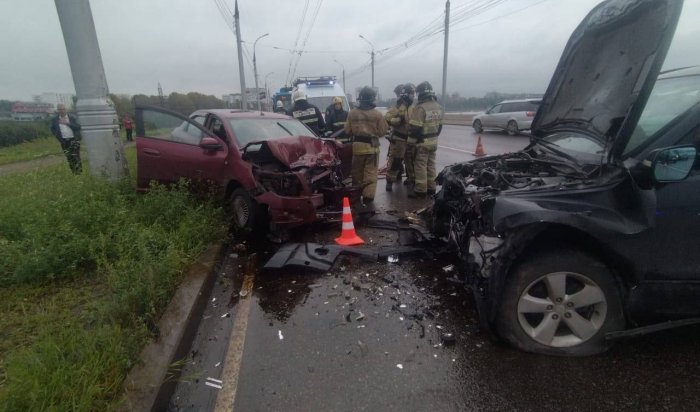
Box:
[385,181,393,192]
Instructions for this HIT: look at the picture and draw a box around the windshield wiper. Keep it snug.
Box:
[530,135,580,165]
[277,122,293,135]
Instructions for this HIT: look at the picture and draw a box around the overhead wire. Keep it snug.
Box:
[289,0,324,81]
[285,0,311,84]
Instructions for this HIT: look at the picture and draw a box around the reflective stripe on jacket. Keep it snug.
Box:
[409,100,443,139]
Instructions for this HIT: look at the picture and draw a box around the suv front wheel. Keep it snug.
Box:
[495,249,624,356]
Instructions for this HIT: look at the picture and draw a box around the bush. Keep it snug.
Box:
[0,120,52,147]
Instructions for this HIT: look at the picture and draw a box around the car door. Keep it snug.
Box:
[482,104,502,128]
[135,106,228,191]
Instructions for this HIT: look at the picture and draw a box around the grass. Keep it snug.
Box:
[0,136,63,166]
[0,149,227,411]
[0,130,133,166]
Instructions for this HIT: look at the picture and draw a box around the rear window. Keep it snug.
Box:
[503,101,540,112]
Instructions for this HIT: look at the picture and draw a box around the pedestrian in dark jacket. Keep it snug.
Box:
[50,104,82,174]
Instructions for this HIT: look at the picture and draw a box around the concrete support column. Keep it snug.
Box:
[55,0,128,179]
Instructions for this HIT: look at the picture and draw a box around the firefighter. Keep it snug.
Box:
[402,83,417,189]
[408,81,443,198]
[325,96,349,142]
[344,86,388,203]
[384,84,414,192]
[274,100,286,113]
[287,90,325,135]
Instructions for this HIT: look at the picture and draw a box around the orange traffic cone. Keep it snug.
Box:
[474,135,486,157]
[335,197,364,246]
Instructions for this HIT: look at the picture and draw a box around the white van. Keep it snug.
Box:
[292,76,350,114]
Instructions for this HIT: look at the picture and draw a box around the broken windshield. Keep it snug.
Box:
[229,118,316,147]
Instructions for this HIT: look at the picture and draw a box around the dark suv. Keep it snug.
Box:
[431,0,698,355]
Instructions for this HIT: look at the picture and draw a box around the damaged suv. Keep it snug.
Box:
[431,0,700,355]
[135,107,358,234]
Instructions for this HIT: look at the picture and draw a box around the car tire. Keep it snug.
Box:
[506,120,518,136]
[495,249,625,356]
[229,188,257,231]
[473,119,483,133]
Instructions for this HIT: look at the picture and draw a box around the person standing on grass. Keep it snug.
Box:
[123,114,134,141]
[50,104,82,174]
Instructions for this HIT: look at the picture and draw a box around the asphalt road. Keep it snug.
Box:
[167,126,700,412]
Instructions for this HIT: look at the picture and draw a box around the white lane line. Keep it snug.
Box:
[206,381,223,390]
[438,144,475,155]
[207,377,223,384]
[214,260,256,412]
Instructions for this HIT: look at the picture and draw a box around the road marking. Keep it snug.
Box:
[214,254,257,412]
[438,144,475,155]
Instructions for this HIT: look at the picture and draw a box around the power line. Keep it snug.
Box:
[289,0,324,81]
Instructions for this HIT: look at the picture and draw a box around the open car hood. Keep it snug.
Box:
[531,0,683,159]
[246,135,338,169]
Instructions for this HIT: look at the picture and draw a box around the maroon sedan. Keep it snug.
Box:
[134,106,358,234]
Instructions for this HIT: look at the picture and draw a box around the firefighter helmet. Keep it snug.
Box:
[403,83,416,95]
[292,89,307,102]
[393,84,404,97]
[358,86,376,103]
[416,81,435,100]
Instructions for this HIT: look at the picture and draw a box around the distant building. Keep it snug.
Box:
[34,92,74,110]
[222,88,264,110]
[11,102,54,121]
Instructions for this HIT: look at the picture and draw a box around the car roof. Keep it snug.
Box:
[191,109,292,120]
[496,99,542,104]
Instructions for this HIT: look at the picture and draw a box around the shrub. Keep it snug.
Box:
[0,120,52,147]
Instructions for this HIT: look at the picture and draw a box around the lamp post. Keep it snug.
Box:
[264,71,274,110]
[358,34,375,88]
[333,59,346,94]
[253,32,269,111]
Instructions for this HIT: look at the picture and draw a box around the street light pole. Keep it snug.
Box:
[253,33,269,112]
[333,59,346,93]
[359,34,375,88]
[264,71,274,110]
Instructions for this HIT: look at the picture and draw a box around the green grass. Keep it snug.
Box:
[0,153,227,411]
[0,136,63,166]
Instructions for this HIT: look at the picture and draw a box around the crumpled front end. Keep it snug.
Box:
[430,149,607,280]
[243,136,360,228]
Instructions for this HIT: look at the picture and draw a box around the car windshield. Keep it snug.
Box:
[624,73,700,156]
[539,132,605,165]
[228,118,315,147]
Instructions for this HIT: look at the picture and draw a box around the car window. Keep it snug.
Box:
[209,117,228,140]
[625,74,700,156]
[141,109,204,145]
[489,104,502,114]
[229,118,317,147]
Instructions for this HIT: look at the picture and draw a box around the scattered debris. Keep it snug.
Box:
[442,264,455,273]
[221,313,230,318]
[278,330,284,340]
[396,364,404,369]
[441,333,456,346]
[215,362,221,367]
[356,311,365,321]
[387,254,399,263]
[357,340,368,356]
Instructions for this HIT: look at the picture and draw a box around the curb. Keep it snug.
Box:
[119,242,225,412]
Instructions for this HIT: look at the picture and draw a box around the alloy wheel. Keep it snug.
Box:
[517,271,607,348]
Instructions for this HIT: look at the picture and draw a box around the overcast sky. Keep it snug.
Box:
[2,0,699,101]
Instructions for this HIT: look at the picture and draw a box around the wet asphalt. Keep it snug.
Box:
[167,127,700,412]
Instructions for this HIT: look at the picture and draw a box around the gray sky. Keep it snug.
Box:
[2,0,699,101]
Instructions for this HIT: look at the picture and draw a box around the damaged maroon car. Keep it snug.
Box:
[134,107,359,235]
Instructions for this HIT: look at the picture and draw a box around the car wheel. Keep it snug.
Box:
[473,119,483,133]
[495,249,624,356]
[229,188,257,231]
[506,120,518,136]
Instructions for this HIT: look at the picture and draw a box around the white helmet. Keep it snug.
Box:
[276,100,284,108]
[292,89,307,102]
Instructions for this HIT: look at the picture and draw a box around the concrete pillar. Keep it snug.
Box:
[55,0,128,179]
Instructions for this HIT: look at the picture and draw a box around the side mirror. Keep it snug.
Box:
[652,146,696,183]
[200,136,223,151]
